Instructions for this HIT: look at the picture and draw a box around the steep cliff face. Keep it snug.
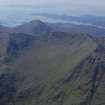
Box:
[5,33,36,63]
[0,31,97,105]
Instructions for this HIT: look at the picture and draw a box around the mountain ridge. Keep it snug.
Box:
[1,19,105,105]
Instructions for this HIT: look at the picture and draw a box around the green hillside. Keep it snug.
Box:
[0,32,97,105]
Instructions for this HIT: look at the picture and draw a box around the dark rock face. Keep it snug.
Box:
[0,72,17,105]
[62,44,105,105]
[5,33,36,62]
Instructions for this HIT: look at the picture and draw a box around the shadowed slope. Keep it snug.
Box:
[3,32,97,105]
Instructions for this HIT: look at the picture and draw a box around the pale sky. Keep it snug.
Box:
[0,0,104,7]
[0,0,105,15]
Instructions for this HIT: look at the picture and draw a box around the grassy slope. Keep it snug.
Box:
[7,33,97,105]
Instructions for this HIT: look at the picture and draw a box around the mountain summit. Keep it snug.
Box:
[14,20,51,35]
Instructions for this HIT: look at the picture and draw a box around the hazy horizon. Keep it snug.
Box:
[0,0,105,27]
